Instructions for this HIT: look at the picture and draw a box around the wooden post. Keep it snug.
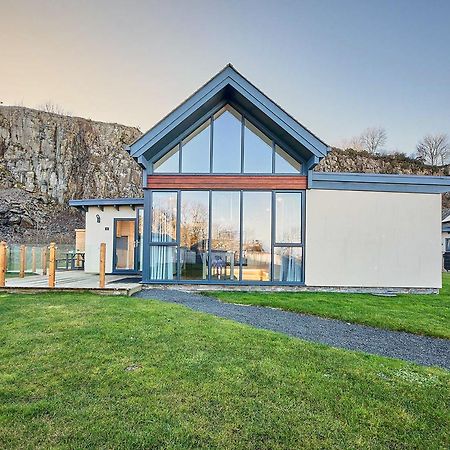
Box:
[48,243,56,288]
[41,248,47,276]
[19,245,26,278]
[31,247,36,273]
[0,241,7,287]
[99,243,106,288]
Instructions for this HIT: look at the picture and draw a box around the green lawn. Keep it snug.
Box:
[207,274,450,339]
[0,293,449,449]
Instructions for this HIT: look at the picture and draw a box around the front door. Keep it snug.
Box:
[113,218,139,273]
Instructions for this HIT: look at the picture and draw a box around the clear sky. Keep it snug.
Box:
[1,0,449,154]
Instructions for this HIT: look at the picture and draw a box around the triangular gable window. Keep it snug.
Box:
[154,145,179,173]
[153,105,302,174]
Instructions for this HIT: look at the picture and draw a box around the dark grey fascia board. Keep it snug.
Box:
[127,65,330,161]
[310,172,450,194]
[69,198,144,209]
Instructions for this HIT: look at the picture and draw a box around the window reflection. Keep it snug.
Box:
[180,191,209,280]
[154,145,179,173]
[151,192,177,243]
[276,193,301,243]
[243,119,273,173]
[275,145,301,173]
[213,106,242,173]
[211,191,240,280]
[242,192,271,281]
[181,120,211,173]
[273,247,302,282]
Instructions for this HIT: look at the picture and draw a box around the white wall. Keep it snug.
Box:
[305,190,442,288]
[84,206,136,273]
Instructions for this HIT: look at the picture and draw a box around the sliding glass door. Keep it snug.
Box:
[148,190,304,284]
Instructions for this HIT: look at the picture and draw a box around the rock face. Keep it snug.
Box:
[0,106,143,203]
[318,148,450,176]
[0,106,142,242]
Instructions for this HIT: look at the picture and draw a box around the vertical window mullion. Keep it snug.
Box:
[271,191,275,282]
[239,190,243,281]
[178,142,182,173]
[271,141,276,174]
[176,190,181,281]
[209,116,214,173]
[208,190,212,281]
[240,116,245,174]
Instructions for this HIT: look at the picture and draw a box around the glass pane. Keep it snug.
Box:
[213,106,242,173]
[151,192,177,243]
[150,246,177,280]
[137,209,144,272]
[275,145,301,173]
[242,192,271,281]
[211,191,240,281]
[273,247,303,282]
[180,191,209,280]
[181,120,211,173]
[115,220,135,270]
[243,119,272,173]
[154,145,179,173]
[276,192,301,243]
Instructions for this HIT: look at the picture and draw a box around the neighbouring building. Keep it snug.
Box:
[70,65,450,292]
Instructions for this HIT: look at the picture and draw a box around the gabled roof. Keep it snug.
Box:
[127,64,330,168]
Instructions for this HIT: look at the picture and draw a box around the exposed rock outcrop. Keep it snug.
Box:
[0,106,142,203]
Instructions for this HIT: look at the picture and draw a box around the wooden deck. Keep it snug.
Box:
[2,271,142,296]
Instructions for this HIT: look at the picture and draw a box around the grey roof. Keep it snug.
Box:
[69,198,144,209]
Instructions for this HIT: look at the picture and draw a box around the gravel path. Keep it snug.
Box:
[134,289,450,370]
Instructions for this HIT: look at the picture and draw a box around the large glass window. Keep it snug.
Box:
[276,193,302,243]
[149,190,304,283]
[211,191,240,281]
[213,106,242,173]
[242,192,271,281]
[181,120,211,173]
[243,119,272,173]
[180,191,209,280]
[152,105,303,174]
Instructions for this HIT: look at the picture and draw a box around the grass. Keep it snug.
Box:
[0,292,449,449]
[206,274,450,339]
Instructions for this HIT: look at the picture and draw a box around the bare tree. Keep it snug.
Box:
[360,127,387,154]
[416,133,449,166]
[38,101,68,116]
[342,135,364,152]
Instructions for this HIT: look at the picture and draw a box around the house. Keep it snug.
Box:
[69,65,450,292]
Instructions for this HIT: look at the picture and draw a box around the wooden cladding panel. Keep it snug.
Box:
[147,175,308,190]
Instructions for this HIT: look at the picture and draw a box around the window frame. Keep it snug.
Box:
[151,103,305,176]
[146,188,305,285]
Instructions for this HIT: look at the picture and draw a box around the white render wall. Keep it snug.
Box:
[84,206,136,273]
[305,189,442,288]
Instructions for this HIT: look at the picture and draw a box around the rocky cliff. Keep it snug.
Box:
[0,105,448,243]
[0,106,142,242]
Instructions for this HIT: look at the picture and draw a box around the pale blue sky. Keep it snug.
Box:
[1,0,449,153]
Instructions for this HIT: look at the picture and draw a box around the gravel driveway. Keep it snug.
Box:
[134,289,450,370]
